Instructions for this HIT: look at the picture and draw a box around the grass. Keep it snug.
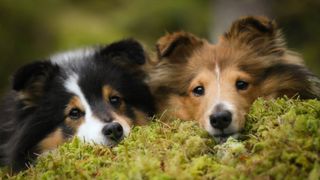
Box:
[1,98,320,179]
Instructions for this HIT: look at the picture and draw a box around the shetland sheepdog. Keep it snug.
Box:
[149,16,320,142]
[0,39,155,171]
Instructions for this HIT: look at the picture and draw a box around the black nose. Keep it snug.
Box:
[210,110,232,130]
[102,122,123,141]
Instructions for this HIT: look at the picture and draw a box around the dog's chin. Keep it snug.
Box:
[213,133,240,144]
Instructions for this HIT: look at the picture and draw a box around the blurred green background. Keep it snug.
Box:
[0,0,319,94]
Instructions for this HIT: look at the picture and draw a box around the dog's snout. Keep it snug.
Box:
[210,110,232,130]
[102,117,113,123]
[102,122,123,141]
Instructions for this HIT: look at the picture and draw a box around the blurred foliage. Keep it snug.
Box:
[0,0,319,94]
[273,0,320,78]
[0,0,211,94]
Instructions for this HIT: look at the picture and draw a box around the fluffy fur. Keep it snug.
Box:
[149,16,320,142]
[0,39,155,171]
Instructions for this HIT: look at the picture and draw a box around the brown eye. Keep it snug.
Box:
[192,86,205,97]
[236,80,249,90]
[68,108,84,120]
[109,96,122,108]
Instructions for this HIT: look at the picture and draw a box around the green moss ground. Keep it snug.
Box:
[1,98,320,179]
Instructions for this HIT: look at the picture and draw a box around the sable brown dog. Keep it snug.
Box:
[149,16,320,142]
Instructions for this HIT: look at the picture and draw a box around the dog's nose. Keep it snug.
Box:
[209,110,232,130]
[102,122,123,141]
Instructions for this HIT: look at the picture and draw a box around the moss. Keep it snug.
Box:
[1,98,320,179]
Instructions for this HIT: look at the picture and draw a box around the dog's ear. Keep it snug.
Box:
[156,32,203,63]
[97,39,146,66]
[12,61,59,106]
[223,16,285,55]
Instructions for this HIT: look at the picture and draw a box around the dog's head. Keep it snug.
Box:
[151,17,319,141]
[12,39,155,154]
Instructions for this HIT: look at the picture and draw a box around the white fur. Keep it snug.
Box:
[204,64,237,136]
[50,47,97,66]
[207,64,222,112]
[64,74,117,146]
[205,64,222,135]
[205,101,236,136]
[215,63,221,100]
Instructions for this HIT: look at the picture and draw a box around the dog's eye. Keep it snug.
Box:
[236,80,249,90]
[109,96,122,108]
[192,86,205,96]
[68,108,84,120]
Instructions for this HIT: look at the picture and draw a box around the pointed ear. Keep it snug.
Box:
[97,39,146,66]
[156,32,203,63]
[12,61,59,105]
[223,16,285,55]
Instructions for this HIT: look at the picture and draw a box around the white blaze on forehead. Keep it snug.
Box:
[206,63,222,118]
[202,64,217,135]
[64,75,92,117]
[50,47,97,66]
[204,63,238,135]
[215,63,221,100]
[64,74,107,145]
[64,74,130,145]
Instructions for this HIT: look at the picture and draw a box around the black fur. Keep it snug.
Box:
[0,39,155,172]
[97,39,146,65]
[12,61,57,91]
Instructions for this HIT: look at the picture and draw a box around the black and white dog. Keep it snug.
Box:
[0,39,155,171]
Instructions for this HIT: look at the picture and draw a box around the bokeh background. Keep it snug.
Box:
[0,0,319,94]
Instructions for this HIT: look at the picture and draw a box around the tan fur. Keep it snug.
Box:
[102,85,149,126]
[132,109,150,125]
[149,16,320,136]
[37,128,64,153]
[38,96,86,153]
[112,113,132,134]
[17,92,36,109]
[103,85,126,114]
[64,96,85,133]
[102,85,132,128]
